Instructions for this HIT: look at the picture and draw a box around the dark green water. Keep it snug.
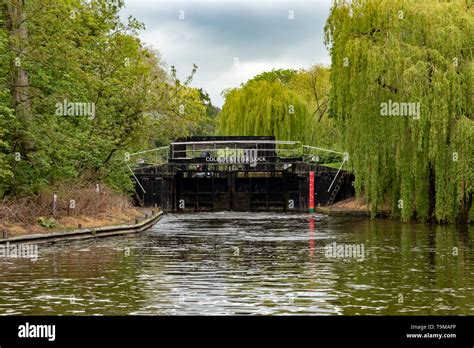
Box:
[0,212,472,315]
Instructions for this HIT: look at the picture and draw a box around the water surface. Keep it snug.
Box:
[0,212,472,315]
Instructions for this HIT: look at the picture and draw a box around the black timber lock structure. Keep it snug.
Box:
[131,136,354,212]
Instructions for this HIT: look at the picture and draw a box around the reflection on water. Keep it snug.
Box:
[0,212,473,315]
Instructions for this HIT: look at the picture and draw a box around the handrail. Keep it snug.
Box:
[126,142,347,166]
[129,146,169,156]
[302,145,345,155]
[171,140,300,146]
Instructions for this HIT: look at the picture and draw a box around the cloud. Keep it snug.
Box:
[121,0,332,106]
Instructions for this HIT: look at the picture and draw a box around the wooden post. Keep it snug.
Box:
[135,218,139,224]
[52,194,57,217]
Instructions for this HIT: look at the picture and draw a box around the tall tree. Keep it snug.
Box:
[2,0,32,155]
[0,12,13,195]
[325,0,473,222]
[0,0,208,195]
[217,67,338,154]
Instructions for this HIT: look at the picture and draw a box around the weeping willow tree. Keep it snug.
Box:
[290,66,339,150]
[325,0,473,222]
[217,67,338,151]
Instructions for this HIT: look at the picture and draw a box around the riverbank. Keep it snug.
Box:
[0,186,155,238]
[0,205,153,238]
[0,210,162,245]
[317,197,391,218]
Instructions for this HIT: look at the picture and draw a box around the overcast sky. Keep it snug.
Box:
[121,0,332,107]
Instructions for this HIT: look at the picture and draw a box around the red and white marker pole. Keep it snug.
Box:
[309,171,315,213]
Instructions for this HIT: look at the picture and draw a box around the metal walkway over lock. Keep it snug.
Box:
[129,136,354,212]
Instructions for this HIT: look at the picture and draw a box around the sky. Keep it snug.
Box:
[121,0,332,107]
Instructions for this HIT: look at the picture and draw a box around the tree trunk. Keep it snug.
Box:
[4,0,32,152]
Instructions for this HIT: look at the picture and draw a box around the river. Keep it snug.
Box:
[0,212,472,315]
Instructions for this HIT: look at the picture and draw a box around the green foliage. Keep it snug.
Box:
[38,216,58,228]
[143,81,208,147]
[196,88,220,135]
[0,15,12,195]
[217,66,339,152]
[0,0,209,197]
[218,79,312,142]
[249,68,298,84]
[325,0,473,222]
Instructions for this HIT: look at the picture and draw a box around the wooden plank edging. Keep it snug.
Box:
[0,211,163,245]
